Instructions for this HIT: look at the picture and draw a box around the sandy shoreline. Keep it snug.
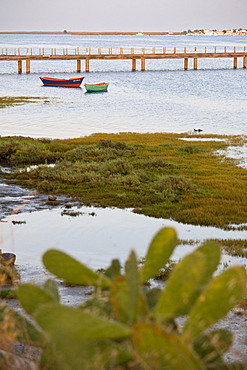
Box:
[0,31,178,35]
[1,30,244,36]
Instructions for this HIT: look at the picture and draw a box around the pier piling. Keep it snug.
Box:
[184,58,188,70]
[194,58,198,70]
[26,59,30,74]
[85,59,90,72]
[244,56,247,69]
[234,57,238,69]
[141,57,145,71]
[132,59,136,71]
[77,60,81,73]
[18,60,22,74]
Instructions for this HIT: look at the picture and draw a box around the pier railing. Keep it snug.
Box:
[1,46,247,56]
[1,46,247,73]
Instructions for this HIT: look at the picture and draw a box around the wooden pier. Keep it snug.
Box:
[1,46,247,73]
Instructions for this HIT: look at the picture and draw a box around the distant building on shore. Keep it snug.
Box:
[185,28,247,36]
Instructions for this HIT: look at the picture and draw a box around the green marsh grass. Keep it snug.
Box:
[0,96,51,109]
[178,238,247,259]
[1,133,247,229]
[210,239,247,258]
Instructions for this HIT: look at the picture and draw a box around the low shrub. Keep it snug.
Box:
[2,134,247,228]
[179,145,202,154]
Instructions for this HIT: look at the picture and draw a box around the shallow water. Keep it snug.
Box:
[1,205,246,271]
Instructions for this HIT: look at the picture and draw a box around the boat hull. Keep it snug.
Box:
[40,77,84,88]
[84,83,109,93]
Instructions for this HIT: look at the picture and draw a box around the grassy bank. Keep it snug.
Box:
[0,133,247,229]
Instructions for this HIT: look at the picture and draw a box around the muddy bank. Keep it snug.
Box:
[0,177,77,221]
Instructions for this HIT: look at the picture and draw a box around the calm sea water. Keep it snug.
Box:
[1,34,247,138]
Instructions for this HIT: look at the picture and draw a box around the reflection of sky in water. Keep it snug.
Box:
[216,144,247,169]
[181,139,247,170]
[1,206,246,270]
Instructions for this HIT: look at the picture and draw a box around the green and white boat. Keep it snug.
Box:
[84,82,109,93]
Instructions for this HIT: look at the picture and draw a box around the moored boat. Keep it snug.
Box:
[84,82,109,93]
[40,76,84,88]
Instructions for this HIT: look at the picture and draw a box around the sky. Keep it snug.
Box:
[0,0,246,32]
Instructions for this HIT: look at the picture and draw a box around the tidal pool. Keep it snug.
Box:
[1,206,246,272]
[1,205,246,364]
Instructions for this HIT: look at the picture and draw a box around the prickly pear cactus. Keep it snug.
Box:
[0,227,246,369]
